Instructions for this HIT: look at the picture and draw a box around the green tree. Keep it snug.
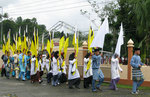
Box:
[2,19,17,42]
[129,0,150,60]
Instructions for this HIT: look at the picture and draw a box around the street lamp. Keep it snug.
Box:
[0,6,3,47]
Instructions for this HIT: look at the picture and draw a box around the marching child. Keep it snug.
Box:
[68,52,80,89]
[110,53,123,90]
[83,53,93,88]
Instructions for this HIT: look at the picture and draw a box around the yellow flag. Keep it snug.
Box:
[18,27,22,47]
[35,58,38,71]
[57,59,60,71]
[33,27,36,45]
[21,41,24,52]
[46,40,50,55]
[50,39,54,52]
[85,59,91,74]
[88,27,94,53]
[72,34,75,47]
[30,41,35,56]
[88,27,92,53]
[72,59,78,75]
[36,29,39,50]
[72,33,78,75]
[6,30,11,51]
[24,31,27,50]
[15,33,18,49]
[62,61,65,72]
[64,37,69,59]
[76,39,79,57]
[59,36,64,57]
[2,44,5,53]
[2,35,6,53]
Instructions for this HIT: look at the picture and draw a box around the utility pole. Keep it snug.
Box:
[0,6,3,47]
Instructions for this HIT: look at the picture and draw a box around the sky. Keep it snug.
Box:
[0,0,114,34]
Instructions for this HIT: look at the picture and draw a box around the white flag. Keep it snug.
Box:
[115,23,124,56]
[90,17,109,48]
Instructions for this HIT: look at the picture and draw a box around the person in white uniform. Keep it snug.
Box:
[83,53,93,88]
[110,53,123,90]
[45,52,50,72]
[13,51,19,78]
[59,53,67,83]
[68,52,80,89]
[42,52,49,72]
[46,53,53,83]
[30,55,36,83]
[37,54,43,83]
[52,51,60,86]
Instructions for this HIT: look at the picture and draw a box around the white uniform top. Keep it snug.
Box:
[48,60,53,73]
[58,58,62,72]
[62,61,67,74]
[13,54,18,64]
[42,55,46,67]
[45,59,50,72]
[59,58,67,74]
[111,57,123,79]
[30,57,36,75]
[52,57,59,76]
[68,59,80,80]
[83,58,93,78]
[38,59,43,71]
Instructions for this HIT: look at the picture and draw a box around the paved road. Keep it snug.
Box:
[0,77,150,97]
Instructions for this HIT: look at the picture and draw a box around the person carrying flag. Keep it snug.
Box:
[26,51,31,80]
[19,49,27,81]
[68,52,80,89]
[83,53,93,88]
[92,48,104,92]
[5,51,13,79]
[52,51,60,86]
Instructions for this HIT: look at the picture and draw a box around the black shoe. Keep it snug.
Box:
[84,87,89,89]
[84,85,89,89]
[69,87,74,89]
[92,89,97,92]
[96,87,102,91]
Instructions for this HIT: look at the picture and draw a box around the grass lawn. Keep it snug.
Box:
[102,82,150,90]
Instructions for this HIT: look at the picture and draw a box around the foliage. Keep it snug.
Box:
[97,0,150,58]
[0,16,48,44]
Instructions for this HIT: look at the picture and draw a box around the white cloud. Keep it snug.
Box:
[2,0,114,32]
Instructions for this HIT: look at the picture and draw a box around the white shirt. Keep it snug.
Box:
[45,59,50,71]
[52,57,59,76]
[42,55,46,66]
[111,57,123,79]
[38,59,43,71]
[30,57,36,75]
[62,61,67,74]
[68,59,80,80]
[13,54,18,64]
[83,58,93,78]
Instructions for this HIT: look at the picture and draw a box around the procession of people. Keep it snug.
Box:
[1,46,147,94]
[0,19,147,95]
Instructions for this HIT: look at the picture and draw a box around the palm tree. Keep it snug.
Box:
[0,12,9,20]
[130,0,150,61]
